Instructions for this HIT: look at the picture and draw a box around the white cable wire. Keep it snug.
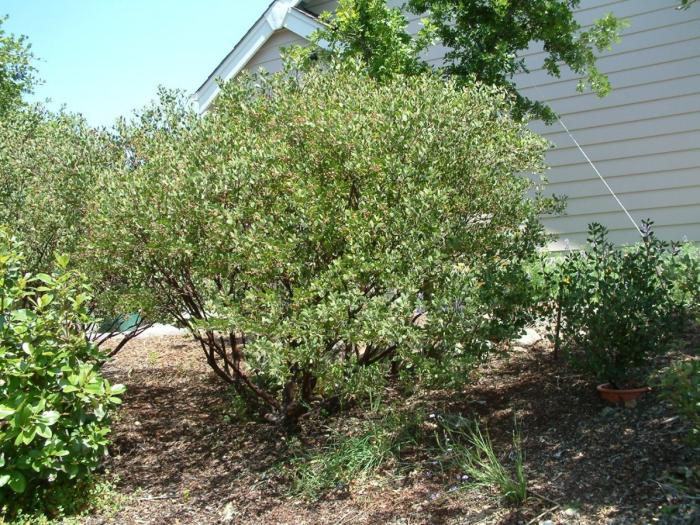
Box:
[554,115,643,237]
[529,83,644,238]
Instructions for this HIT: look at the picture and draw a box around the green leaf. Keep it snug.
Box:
[110,383,126,395]
[38,410,60,426]
[36,424,52,439]
[94,405,106,420]
[37,293,54,308]
[0,473,10,488]
[55,254,70,268]
[20,427,37,445]
[34,273,55,285]
[10,309,28,322]
[0,405,15,419]
[84,382,104,395]
[9,471,27,493]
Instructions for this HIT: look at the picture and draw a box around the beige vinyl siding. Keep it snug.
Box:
[301,0,338,15]
[522,0,700,247]
[410,0,700,246]
[242,29,309,75]
[257,0,700,246]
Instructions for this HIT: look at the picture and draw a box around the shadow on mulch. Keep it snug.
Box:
[90,328,699,525]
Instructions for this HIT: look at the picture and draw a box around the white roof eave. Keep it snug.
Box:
[193,0,326,114]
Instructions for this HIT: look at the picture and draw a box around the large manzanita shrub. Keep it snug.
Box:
[0,232,124,509]
[88,62,553,427]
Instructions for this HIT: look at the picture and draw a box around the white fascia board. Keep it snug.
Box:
[194,19,275,113]
[284,7,327,47]
[193,0,324,114]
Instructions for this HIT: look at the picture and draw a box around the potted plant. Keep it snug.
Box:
[554,221,685,405]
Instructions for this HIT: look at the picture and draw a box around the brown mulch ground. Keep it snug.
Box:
[88,329,699,525]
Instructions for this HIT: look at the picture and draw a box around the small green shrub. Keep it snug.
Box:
[666,243,700,321]
[0,233,124,514]
[660,361,700,444]
[0,476,125,524]
[0,104,154,356]
[554,221,685,386]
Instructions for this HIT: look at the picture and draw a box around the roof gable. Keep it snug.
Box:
[193,0,325,113]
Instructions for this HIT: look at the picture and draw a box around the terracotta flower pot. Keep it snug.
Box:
[597,383,651,406]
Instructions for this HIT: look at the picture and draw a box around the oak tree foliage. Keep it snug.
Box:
[300,0,627,122]
[0,16,36,117]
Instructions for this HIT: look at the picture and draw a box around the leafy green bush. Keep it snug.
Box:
[88,62,553,427]
[660,361,700,444]
[0,107,115,273]
[0,105,153,350]
[0,16,37,117]
[666,243,700,321]
[554,222,685,387]
[0,233,124,513]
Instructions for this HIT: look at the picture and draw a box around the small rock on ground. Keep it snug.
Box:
[514,327,542,347]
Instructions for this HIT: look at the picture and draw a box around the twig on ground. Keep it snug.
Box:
[335,509,360,525]
[529,490,561,508]
[525,491,564,525]
[526,504,560,525]
[137,493,178,501]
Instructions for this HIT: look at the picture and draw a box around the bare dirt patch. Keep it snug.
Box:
[88,330,699,525]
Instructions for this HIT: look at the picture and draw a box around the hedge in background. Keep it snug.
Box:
[0,107,117,274]
[88,62,554,428]
[0,105,155,349]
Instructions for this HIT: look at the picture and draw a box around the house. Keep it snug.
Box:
[194,0,700,248]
